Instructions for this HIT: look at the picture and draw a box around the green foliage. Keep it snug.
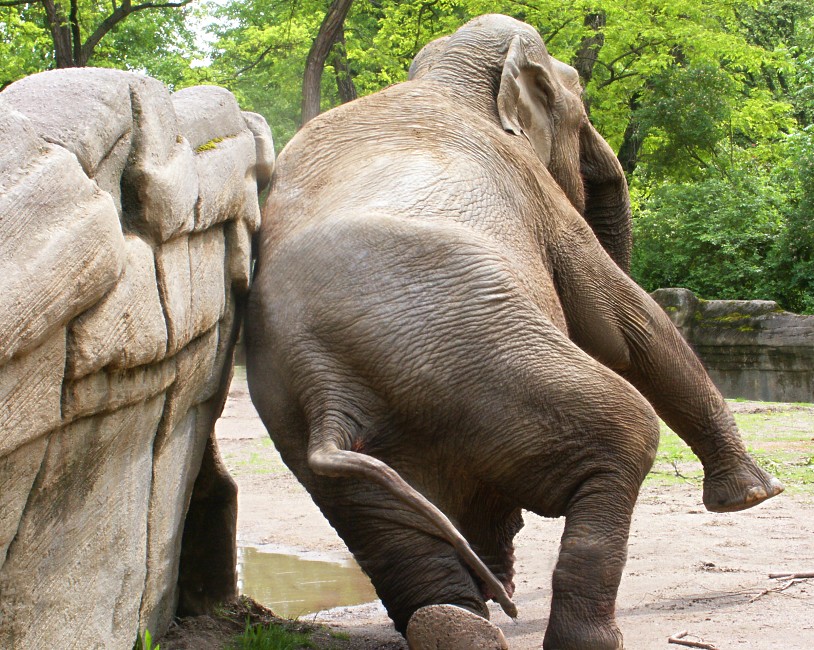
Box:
[634,64,738,179]
[133,628,159,650]
[228,618,314,650]
[90,7,200,90]
[0,0,198,89]
[3,0,813,309]
[767,127,814,312]
[631,162,787,301]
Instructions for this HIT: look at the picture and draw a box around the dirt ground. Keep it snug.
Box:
[164,370,814,649]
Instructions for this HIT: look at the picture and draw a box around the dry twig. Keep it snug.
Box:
[667,630,718,649]
[768,571,814,579]
[750,577,808,602]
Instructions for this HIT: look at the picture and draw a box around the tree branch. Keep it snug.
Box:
[70,0,81,64]
[0,0,33,6]
[234,45,277,77]
[40,0,74,67]
[301,0,354,125]
[78,0,191,65]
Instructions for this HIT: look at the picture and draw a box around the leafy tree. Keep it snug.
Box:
[631,164,788,302]
[768,127,814,312]
[0,0,197,88]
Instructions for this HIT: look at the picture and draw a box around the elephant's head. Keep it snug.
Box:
[409,15,632,272]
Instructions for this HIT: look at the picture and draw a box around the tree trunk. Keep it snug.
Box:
[301,0,355,126]
[332,32,357,104]
[41,0,75,68]
[572,12,606,113]
[617,96,642,174]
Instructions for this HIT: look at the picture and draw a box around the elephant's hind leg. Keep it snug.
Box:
[306,473,492,635]
[306,428,516,617]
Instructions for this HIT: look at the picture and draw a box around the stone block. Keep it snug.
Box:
[121,76,197,243]
[0,396,164,650]
[139,405,209,635]
[172,85,246,151]
[0,332,65,458]
[155,234,192,356]
[176,412,238,617]
[67,235,168,379]
[1,68,133,180]
[156,326,219,449]
[0,140,125,364]
[0,436,48,569]
[242,110,275,193]
[652,287,814,402]
[62,357,176,423]
[0,98,46,177]
[225,218,253,294]
[201,290,239,405]
[93,130,133,219]
[189,227,227,336]
[194,130,259,231]
[156,229,226,356]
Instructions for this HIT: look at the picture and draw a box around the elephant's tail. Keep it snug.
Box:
[307,436,518,619]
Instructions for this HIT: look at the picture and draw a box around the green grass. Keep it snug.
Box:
[223,438,287,476]
[133,629,159,650]
[646,403,814,494]
[228,618,315,650]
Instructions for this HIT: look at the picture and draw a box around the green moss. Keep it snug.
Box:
[196,136,225,153]
[711,311,750,322]
[663,305,679,313]
[693,310,760,328]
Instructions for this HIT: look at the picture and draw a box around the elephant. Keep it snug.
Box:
[245,14,782,649]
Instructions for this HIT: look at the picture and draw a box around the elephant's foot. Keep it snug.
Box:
[543,617,623,650]
[406,604,509,650]
[703,458,784,512]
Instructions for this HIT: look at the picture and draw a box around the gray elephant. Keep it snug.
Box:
[245,14,782,649]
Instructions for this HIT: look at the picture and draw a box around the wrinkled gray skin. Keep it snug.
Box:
[246,15,782,649]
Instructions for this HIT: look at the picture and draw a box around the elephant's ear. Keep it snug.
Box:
[497,35,559,165]
[579,121,633,273]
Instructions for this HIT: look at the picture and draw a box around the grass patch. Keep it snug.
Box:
[133,629,159,650]
[222,438,286,477]
[228,618,314,650]
[646,403,814,494]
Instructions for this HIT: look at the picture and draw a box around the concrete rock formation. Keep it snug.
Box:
[652,288,814,402]
[0,69,273,648]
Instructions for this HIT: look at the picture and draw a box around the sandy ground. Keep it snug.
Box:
[215,370,814,649]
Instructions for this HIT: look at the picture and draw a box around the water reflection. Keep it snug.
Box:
[238,546,378,618]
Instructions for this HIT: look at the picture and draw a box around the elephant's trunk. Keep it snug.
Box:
[579,122,632,273]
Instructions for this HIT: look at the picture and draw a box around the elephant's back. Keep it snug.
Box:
[256,81,567,329]
[265,82,531,232]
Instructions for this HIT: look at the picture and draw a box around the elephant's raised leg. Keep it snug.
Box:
[550,212,783,511]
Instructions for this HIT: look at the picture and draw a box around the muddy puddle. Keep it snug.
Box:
[237,545,378,618]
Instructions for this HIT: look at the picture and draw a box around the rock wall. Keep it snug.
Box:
[0,69,273,648]
[652,288,814,403]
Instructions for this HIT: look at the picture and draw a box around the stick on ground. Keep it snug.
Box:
[668,630,718,649]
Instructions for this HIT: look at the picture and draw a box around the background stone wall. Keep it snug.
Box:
[0,69,273,648]
[652,288,814,403]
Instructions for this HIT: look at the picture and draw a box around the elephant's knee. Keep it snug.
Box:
[599,381,660,484]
